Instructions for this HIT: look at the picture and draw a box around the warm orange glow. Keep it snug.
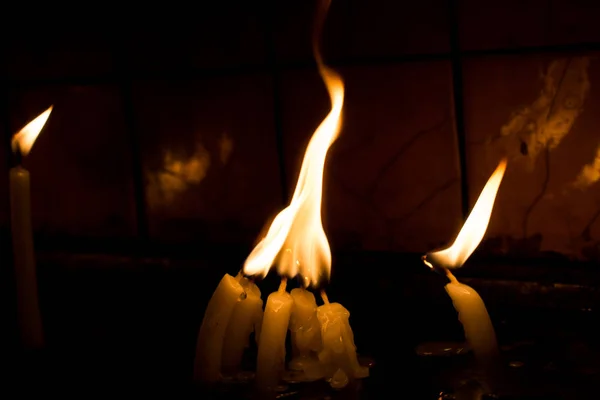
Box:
[243,3,342,288]
[11,106,53,156]
[423,159,507,269]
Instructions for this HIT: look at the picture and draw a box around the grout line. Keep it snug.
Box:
[265,7,289,205]
[449,0,470,219]
[5,41,599,89]
[111,43,150,248]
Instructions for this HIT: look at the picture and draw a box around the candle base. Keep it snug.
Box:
[285,354,373,387]
[199,368,368,399]
[220,370,255,384]
[288,354,325,381]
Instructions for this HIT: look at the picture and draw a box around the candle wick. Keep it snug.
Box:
[12,142,23,167]
[445,268,459,284]
[278,277,288,293]
[320,290,330,304]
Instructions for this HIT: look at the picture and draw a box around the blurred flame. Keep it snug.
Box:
[423,159,507,269]
[243,1,342,288]
[12,106,53,155]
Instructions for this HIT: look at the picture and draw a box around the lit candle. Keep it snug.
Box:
[255,278,293,392]
[221,277,263,375]
[423,159,507,369]
[289,288,322,376]
[316,291,368,389]
[10,106,53,349]
[194,272,245,383]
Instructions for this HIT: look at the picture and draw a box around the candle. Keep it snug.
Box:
[10,106,53,349]
[316,291,368,389]
[255,278,293,392]
[221,277,263,375]
[289,288,322,377]
[422,159,507,374]
[194,273,245,383]
[444,271,498,363]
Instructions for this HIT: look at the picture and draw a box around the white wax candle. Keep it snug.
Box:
[256,278,293,392]
[445,273,498,364]
[10,165,44,349]
[194,273,244,383]
[289,288,322,375]
[316,293,368,389]
[221,277,263,375]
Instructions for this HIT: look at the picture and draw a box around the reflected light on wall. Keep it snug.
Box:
[147,143,211,208]
[147,133,236,208]
[574,145,600,190]
[501,57,590,165]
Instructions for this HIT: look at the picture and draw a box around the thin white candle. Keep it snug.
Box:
[10,106,53,349]
[255,278,293,392]
[444,270,499,363]
[221,277,263,375]
[194,273,244,383]
[423,159,507,371]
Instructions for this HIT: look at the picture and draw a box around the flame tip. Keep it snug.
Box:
[242,0,340,286]
[425,157,507,269]
[11,106,53,155]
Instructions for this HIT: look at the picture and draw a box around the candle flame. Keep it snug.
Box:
[12,106,53,156]
[243,0,341,288]
[423,159,507,270]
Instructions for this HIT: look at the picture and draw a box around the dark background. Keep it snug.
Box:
[2,1,600,398]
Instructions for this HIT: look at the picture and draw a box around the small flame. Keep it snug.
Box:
[12,106,53,156]
[423,159,507,270]
[243,0,341,288]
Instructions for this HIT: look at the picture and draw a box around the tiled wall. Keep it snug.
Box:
[2,1,600,260]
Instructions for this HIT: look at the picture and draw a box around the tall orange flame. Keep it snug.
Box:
[423,159,507,270]
[243,0,341,288]
[12,106,53,156]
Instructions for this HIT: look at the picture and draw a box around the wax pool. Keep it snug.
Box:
[194,273,244,383]
[256,281,293,392]
[317,301,368,388]
[10,165,44,349]
[289,288,322,375]
[221,277,263,375]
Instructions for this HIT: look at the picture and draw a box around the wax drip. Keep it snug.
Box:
[235,271,247,300]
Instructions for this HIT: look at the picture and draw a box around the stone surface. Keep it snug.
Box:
[131,74,282,246]
[273,0,450,64]
[123,4,267,73]
[279,62,462,253]
[7,85,136,240]
[458,0,600,51]
[5,19,114,81]
[8,253,599,398]
[463,53,600,260]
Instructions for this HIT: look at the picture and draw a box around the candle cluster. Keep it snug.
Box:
[194,0,368,392]
[194,274,368,392]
